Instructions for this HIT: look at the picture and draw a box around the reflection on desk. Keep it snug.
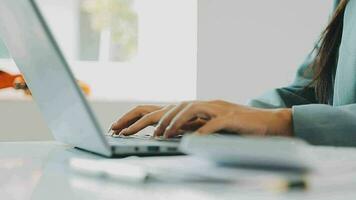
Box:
[1,142,356,200]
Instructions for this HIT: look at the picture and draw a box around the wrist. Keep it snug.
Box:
[272,108,294,137]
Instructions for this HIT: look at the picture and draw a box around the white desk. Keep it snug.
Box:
[1,142,356,200]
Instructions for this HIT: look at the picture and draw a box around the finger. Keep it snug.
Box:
[111,105,160,132]
[154,102,190,137]
[111,115,141,135]
[181,118,207,131]
[120,109,165,136]
[194,118,226,135]
[164,103,216,138]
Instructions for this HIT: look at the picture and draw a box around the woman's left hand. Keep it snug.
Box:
[153,100,294,138]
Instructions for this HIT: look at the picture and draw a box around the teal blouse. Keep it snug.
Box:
[249,0,356,146]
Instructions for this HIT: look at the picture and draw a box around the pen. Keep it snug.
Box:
[264,177,308,192]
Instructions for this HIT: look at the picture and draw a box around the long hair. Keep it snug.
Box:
[310,0,348,104]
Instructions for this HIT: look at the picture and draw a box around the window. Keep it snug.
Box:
[80,0,138,61]
[0,0,198,102]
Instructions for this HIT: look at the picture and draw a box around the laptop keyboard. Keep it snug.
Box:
[107,134,182,143]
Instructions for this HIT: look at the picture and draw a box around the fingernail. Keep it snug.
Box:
[163,132,172,139]
[165,125,174,133]
[193,131,204,136]
[154,126,159,132]
[153,127,161,136]
[163,130,172,139]
[112,131,120,137]
[119,128,128,136]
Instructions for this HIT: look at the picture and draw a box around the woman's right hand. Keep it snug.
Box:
[110,104,207,136]
[110,105,169,136]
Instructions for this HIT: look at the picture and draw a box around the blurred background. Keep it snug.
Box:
[0,0,197,101]
[0,0,333,141]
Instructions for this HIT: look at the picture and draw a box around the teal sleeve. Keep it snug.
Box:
[248,53,356,146]
[293,104,356,146]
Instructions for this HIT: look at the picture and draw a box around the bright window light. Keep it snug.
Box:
[0,0,198,102]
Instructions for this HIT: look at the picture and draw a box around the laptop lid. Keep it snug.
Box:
[0,0,112,157]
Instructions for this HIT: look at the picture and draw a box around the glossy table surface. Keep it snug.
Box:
[1,141,356,200]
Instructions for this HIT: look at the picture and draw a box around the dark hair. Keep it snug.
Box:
[310,0,348,104]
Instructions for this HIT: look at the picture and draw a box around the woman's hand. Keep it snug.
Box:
[110,100,294,138]
[110,104,207,136]
[110,105,168,135]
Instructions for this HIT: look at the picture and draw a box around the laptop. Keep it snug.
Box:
[0,0,181,157]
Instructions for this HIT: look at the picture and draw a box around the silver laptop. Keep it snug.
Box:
[0,0,181,157]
